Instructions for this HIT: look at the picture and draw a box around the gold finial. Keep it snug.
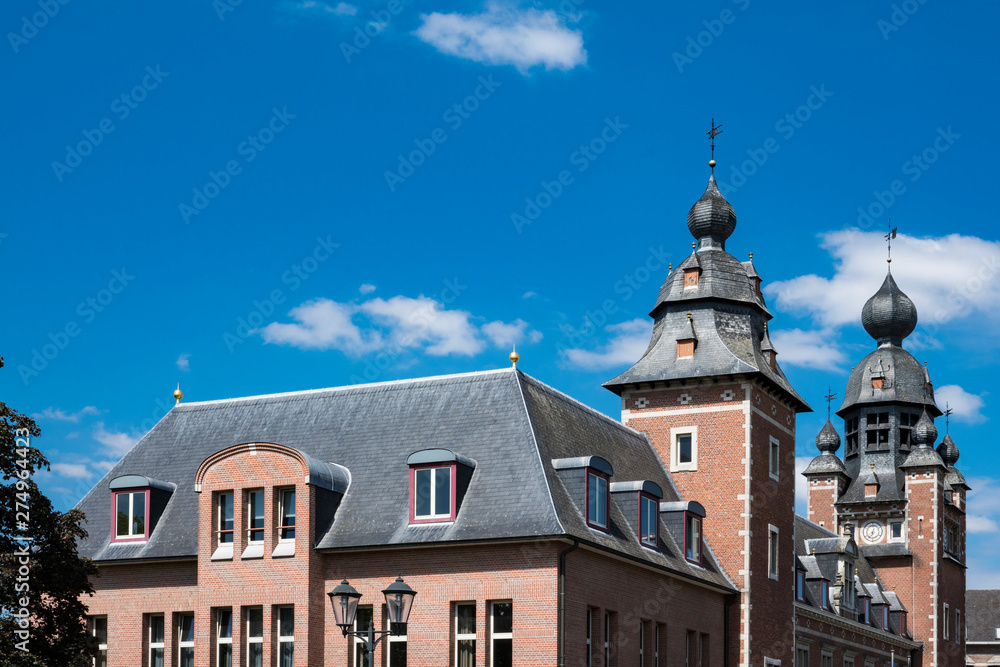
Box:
[668,262,673,271]
[871,462,876,471]
[687,311,692,320]
[173,383,183,405]
[749,252,754,261]
[509,345,519,369]
[692,242,697,253]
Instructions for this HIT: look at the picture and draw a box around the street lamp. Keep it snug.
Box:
[329,576,417,660]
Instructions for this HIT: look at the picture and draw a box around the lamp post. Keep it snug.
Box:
[329,576,417,661]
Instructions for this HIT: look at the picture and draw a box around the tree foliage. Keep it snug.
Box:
[0,357,98,666]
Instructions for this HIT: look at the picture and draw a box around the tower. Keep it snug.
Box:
[802,267,968,667]
[605,166,811,667]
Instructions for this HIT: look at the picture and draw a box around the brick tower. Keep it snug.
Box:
[605,167,811,667]
[802,268,968,667]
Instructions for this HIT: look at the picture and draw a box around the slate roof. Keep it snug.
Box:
[838,346,940,417]
[967,590,1000,642]
[73,369,733,592]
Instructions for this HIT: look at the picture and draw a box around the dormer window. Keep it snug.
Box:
[820,581,830,610]
[900,611,907,635]
[109,475,173,544]
[685,513,702,564]
[865,484,878,498]
[114,490,147,541]
[408,449,476,525]
[796,569,806,601]
[639,494,659,549]
[677,339,695,358]
[882,605,889,630]
[683,268,700,288]
[587,469,609,531]
[861,598,871,624]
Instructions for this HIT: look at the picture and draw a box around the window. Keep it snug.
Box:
[639,621,645,666]
[685,630,696,667]
[882,605,889,630]
[113,490,147,540]
[685,513,702,564]
[92,616,107,667]
[888,520,904,543]
[821,652,833,667]
[247,607,263,667]
[769,437,780,480]
[820,582,830,610]
[677,339,696,358]
[671,426,698,472]
[699,633,708,667]
[684,267,699,288]
[247,490,264,542]
[455,603,475,667]
[955,609,960,644]
[277,606,294,667]
[640,494,659,548]
[768,525,779,580]
[604,613,611,667]
[149,615,165,667]
[796,646,809,667]
[845,416,859,455]
[861,598,870,625]
[491,602,513,667]
[901,611,907,636]
[796,570,806,601]
[899,413,919,449]
[866,412,890,450]
[217,493,234,545]
[586,609,592,667]
[279,489,296,540]
[844,657,855,667]
[178,613,194,667]
[411,465,454,522]
[586,469,609,530]
[655,625,661,667]
[355,606,373,667]
[943,603,950,639]
[865,484,878,498]
[217,609,233,667]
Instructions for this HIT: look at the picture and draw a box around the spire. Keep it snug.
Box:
[911,408,938,448]
[861,271,918,346]
[687,174,737,251]
[816,419,841,454]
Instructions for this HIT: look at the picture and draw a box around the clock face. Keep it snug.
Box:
[862,521,884,543]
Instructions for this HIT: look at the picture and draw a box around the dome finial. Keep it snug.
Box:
[861,270,917,346]
[173,383,183,405]
[707,118,723,173]
[885,223,897,266]
[509,345,519,369]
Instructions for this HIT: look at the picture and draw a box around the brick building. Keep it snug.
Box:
[966,590,1000,666]
[74,164,967,667]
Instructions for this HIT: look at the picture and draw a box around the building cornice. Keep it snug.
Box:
[796,603,921,652]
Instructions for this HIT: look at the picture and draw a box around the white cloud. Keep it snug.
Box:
[176,353,191,372]
[415,2,587,72]
[968,515,999,533]
[768,328,848,372]
[93,423,140,457]
[795,456,812,513]
[359,283,376,295]
[279,0,357,19]
[562,319,651,370]
[482,318,542,348]
[50,463,93,479]
[766,230,1000,337]
[31,406,100,423]
[92,460,117,473]
[260,295,537,359]
[935,384,987,424]
[522,291,538,299]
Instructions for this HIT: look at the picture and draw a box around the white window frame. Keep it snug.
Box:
[178,613,194,667]
[586,470,609,530]
[277,606,294,666]
[640,495,659,548]
[454,603,475,667]
[769,436,780,481]
[887,519,905,543]
[413,465,453,521]
[821,650,834,667]
[796,645,809,667]
[149,614,165,667]
[247,607,263,667]
[944,603,950,639]
[685,513,703,564]
[278,489,296,541]
[768,524,780,580]
[216,608,233,667]
[212,492,234,561]
[491,601,513,667]
[114,490,147,539]
[247,489,265,543]
[92,616,108,667]
[670,425,698,472]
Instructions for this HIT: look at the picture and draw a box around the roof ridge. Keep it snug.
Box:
[511,370,565,536]
[795,513,839,537]
[176,368,513,407]
[517,371,644,439]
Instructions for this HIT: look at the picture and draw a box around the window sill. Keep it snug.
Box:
[769,472,780,482]
[271,541,295,558]
[241,543,264,560]
[211,545,234,561]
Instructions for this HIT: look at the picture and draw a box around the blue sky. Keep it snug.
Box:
[4,0,999,584]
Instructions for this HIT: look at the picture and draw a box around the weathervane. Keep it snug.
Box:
[707,118,723,172]
[944,402,953,433]
[824,386,838,420]
[885,223,897,265]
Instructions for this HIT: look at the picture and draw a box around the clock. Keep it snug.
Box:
[861,520,884,543]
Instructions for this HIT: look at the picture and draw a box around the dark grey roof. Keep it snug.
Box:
[900,446,947,470]
[687,174,737,249]
[862,271,918,346]
[860,543,912,559]
[802,453,848,476]
[838,346,940,417]
[816,420,841,454]
[937,433,959,466]
[73,369,733,591]
[967,590,1000,642]
[650,248,768,314]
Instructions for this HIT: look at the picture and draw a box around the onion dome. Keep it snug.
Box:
[911,409,938,448]
[937,433,959,467]
[687,175,737,249]
[861,272,918,346]
[816,419,841,454]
